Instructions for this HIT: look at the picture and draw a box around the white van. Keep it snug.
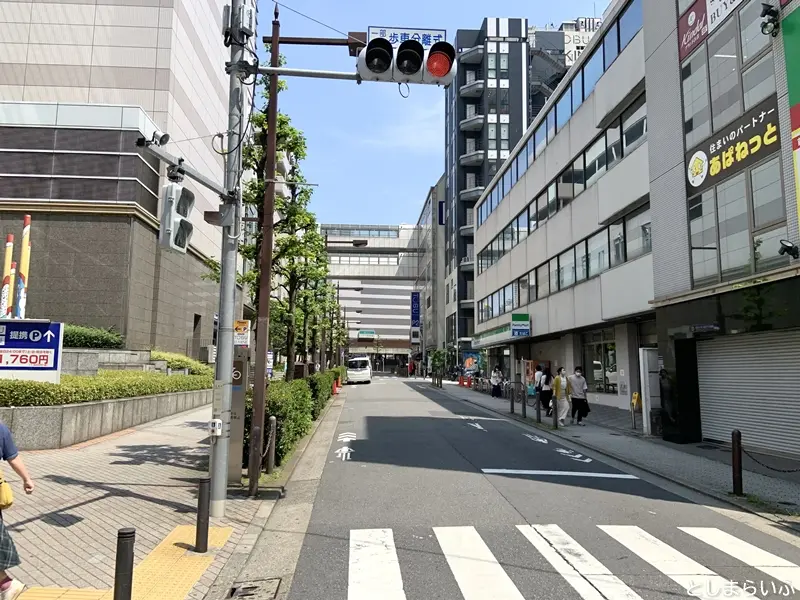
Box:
[346,356,372,384]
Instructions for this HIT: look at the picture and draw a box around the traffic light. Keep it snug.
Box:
[159,182,194,253]
[357,38,456,86]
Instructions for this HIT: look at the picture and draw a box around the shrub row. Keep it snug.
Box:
[0,370,213,407]
[243,368,340,468]
[63,325,124,349]
[150,351,214,377]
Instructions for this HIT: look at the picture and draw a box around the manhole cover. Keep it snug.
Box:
[230,578,281,599]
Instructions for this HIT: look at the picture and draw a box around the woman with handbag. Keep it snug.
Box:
[0,421,34,600]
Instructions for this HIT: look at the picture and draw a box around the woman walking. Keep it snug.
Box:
[539,368,554,416]
[552,367,572,426]
[490,365,503,397]
[0,420,34,599]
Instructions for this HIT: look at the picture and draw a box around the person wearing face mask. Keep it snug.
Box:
[552,367,572,426]
[568,366,590,425]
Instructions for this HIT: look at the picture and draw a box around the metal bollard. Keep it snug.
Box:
[113,528,135,600]
[552,396,558,429]
[195,477,210,553]
[732,429,743,496]
[521,386,527,419]
[266,416,277,475]
[510,385,514,414]
[535,393,541,423]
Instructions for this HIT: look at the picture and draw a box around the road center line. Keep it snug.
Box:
[481,469,638,479]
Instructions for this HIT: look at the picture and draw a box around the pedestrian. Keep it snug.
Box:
[539,367,554,415]
[490,365,503,398]
[553,367,572,426]
[568,366,590,425]
[0,421,34,599]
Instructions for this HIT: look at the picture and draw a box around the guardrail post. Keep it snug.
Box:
[552,396,558,429]
[521,384,527,419]
[266,415,277,474]
[195,478,210,553]
[113,528,135,600]
[732,429,743,496]
[535,392,541,423]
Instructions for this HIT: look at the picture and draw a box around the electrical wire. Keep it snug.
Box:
[272,1,364,46]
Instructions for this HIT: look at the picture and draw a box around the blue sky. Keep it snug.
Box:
[255,0,607,226]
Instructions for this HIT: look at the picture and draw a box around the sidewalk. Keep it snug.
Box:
[433,381,800,528]
[4,406,267,600]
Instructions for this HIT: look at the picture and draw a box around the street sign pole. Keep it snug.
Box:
[228,345,250,486]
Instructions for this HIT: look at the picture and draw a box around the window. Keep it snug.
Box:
[547,182,558,218]
[717,173,751,282]
[534,123,547,156]
[557,166,574,209]
[751,157,783,229]
[606,123,622,169]
[537,191,549,227]
[610,220,625,266]
[559,248,576,289]
[582,328,617,393]
[500,88,510,114]
[708,19,742,131]
[517,210,529,244]
[500,124,510,150]
[626,204,652,260]
[583,48,604,99]
[504,283,513,313]
[575,241,588,282]
[622,95,647,153]
[510,160,518,187]
[499,54,509,79]
[528,269,537,302]
[740,0,770,63]
[604,21,619,67]
[572,70,584,113]
[573,154,586,196]
[743,53,776,110]
[556,92,571,131]
[502,225,513,254]
[754,225,790,273]
[518,274,529,306]
[585,136,607,186]
[682,48,711,149]
[503,167,512,194]
[549,259,559,294]
[487,53,497,79]
[537,264,549,298]
[487,88,497,114]
[588,229,609,276]
[527,137,535,166]
[529,200,538,233]
[690,191,719,288]
[619,0,642,50]
[547,109,556,141]
[518,146,528,174]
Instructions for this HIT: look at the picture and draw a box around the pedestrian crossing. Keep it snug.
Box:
[345,524,799,599]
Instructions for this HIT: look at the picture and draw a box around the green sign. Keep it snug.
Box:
[357,330,376,339]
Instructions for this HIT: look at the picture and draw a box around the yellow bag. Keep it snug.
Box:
[0,470,14,510]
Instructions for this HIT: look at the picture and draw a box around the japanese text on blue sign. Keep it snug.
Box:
[368,27,446,48]
[411,292,421,328]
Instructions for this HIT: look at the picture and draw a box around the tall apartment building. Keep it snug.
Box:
[414,174,447,364]
[323,224,419,370]
[0,0,254,352]
[472,0,800,460]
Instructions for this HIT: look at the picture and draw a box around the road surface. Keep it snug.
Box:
[285,376,800,600]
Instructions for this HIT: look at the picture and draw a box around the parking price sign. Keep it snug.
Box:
[0,320,64,383]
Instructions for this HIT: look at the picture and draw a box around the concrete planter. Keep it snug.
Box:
[4,389,212,450]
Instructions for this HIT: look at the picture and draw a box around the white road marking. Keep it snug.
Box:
[523,434,548,444]
[348,529,406,600]
[467,422,486,431]
[599,526,755,599]
[433,526,525,600]
[481,469,638,479]
[335,446,353,461]
[517,525,643,600]
[679,527,800,590]
[338,432,357,442]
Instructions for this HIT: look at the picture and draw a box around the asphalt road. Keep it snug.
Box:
[286,376,800,600]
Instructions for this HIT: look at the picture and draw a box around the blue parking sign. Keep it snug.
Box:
[0,319,64,383]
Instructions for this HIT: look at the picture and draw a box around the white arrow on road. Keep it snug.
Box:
[467,422,486,431]
[335,446,353,461]
[555,448,592,463]
[43,330,55,342]
[337,432,357,442]
[524,434,548,444]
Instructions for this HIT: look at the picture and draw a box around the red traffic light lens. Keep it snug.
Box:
[427,51,452,78]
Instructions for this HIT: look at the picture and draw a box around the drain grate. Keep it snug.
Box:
[229,578,281,599]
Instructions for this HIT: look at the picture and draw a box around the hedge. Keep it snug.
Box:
[63,325,124,349]
[308,371,334,419]
[150,351,214,377]
[0,370,213,407]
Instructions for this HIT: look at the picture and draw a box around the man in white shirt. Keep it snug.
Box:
[568,366,589,425]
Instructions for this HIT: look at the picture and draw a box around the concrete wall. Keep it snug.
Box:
[0,388,211,450]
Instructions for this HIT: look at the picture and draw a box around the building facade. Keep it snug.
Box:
[323,224,419,370]
[414,174,447,365]
[0,0,254,352]
[472,0,800,459]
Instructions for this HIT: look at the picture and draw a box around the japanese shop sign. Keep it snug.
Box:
[678,0,708,61]
[707,0,746,33]
[367,27,446,48]
[782,6,800,228]
[686,94,781,195]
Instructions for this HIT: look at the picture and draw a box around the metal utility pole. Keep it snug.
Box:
[248,5,280,497]
[336,283,342,366]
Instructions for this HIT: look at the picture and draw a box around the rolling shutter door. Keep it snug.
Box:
[696,329,800,458]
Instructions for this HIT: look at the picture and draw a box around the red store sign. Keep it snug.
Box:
[678,0,709,61]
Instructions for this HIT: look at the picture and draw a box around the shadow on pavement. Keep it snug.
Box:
[108,443,209,471]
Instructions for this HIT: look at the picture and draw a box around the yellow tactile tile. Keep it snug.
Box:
[19,525,233,600]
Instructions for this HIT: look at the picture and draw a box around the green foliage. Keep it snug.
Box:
[0,370,212,407]
[243,378,314,467]
[63,324,123,349]
[430,349,446,371]
[308,371,334,419]
[150,351,214,376]
[332,366,347,383]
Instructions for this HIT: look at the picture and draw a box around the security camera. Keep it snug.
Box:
[778,239,799,259]
[761,3,780,37]
[151,130,170,146]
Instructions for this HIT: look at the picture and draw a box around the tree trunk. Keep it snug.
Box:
[310,312,318,367]
[285,283,298,381]
[301,292,309,366]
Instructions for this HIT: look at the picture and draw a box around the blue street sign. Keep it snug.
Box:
[0,319,64,383]
[411,292,421,328]
[368,26,446,48]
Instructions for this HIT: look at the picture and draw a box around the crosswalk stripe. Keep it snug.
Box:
[348,529,406,600]
[679,527,800,591]
[518,525,644,600]
[599,526,755,599]
[433,526,525,600]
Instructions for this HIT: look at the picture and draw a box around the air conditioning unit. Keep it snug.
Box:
[200,345,216,364]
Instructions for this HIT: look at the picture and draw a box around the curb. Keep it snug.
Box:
[436,385,800,533]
